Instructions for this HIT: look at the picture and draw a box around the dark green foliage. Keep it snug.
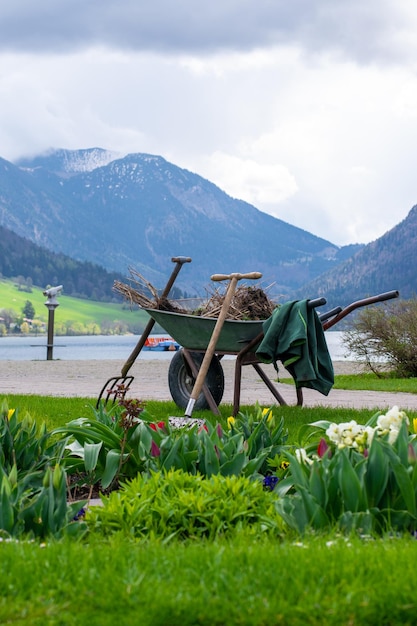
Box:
[0,225,126,301]
[22,299,35,319]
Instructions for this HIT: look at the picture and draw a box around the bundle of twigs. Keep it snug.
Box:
[113,267,187,312]
[113,267,277,320]
[196,284,276,320]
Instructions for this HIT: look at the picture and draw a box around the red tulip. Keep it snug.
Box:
[317,438,330,458]
[151,441,160,456]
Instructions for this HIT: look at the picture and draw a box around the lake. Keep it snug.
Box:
[0,331,352,361]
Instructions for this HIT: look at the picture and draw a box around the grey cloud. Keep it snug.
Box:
[0,0,407,64]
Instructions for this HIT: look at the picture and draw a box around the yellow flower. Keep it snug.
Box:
[262,407,273,422]
[413,418,417,434]
[227,416,236,429]
[7,409,15,420]
[280,461,290,470]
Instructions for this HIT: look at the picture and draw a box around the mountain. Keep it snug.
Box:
[0,148,358,296]
[297,205,417,309]
[0,225,128,301]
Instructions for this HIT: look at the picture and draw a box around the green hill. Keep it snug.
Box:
[0,278,152,335]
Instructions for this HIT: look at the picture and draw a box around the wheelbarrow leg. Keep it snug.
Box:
[96,256,191,407]
[233,335,288,416]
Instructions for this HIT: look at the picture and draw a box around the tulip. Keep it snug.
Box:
[227,416,236,429]
[151,441,160,457]
[317,438,330,458]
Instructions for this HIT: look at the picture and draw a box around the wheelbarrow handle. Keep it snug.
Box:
[120,256,192,377]
[211,272,262,282]
[322,289,400,330]
[171,256,192,265]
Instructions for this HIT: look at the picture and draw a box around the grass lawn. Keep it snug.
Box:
[1,389,417,625]
[278,372,417,394]
[1,534,417,625]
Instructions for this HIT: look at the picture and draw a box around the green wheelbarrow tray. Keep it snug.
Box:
[144,308,264,353]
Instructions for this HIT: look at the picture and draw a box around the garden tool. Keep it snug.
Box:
[97,255,191,406]
[184,271,262,418]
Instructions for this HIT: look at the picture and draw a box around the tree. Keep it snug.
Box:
[22,300,36,320]
[0,308,17,331]
[343,298,417,377]
[20,321,30,335]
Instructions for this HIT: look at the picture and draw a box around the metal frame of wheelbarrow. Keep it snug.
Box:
[96,255,191,407]
[161,289,399,416]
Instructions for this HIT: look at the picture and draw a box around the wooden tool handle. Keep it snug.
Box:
[211,271,262,282]
[185,271,260,417]
[171,256,192,264]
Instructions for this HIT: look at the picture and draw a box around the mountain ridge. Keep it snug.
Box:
[2,148,363,297]
[297,205,417,309]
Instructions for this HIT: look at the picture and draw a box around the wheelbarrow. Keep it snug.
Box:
[144,289,399,415]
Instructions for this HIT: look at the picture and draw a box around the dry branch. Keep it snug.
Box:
[113,268,277,320]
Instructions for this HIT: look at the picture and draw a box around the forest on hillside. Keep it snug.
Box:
[0,225,128,301]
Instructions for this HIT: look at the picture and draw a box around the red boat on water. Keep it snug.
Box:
[143,335,180,351]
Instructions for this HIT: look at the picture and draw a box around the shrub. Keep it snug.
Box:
[343,298,417,377]
[86,469,284,540]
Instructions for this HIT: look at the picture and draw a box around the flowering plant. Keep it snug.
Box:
[323,406,410,452]
[275,407,417,535]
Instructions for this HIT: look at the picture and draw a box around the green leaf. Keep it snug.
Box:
[364,438,390,507]
[0,479,14,533]
[308,463,328,509]
[284,452,310,490]
[220,451,246,476]
[390,461,416,516]
[339,510,374,534]
[393,420,409,466]
[243,452,270,477]
[275,494,308,533]
[84,442,102,473]
[161,439,183,472]
[202,434,220,477]
[298,486,330,529]
[307,420,332,431]
[337,449,366,512]
[101,449,122,489]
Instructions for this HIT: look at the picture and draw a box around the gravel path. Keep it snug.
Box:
[1,358,417,411]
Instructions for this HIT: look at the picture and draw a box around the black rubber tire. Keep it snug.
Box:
[168,349,225,410]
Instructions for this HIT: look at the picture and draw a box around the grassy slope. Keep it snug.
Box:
[0,277,150,328]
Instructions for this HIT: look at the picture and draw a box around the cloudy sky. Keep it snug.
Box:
[1,0,417,246]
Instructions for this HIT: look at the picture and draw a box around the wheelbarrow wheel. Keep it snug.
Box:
[168,349,225,411]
